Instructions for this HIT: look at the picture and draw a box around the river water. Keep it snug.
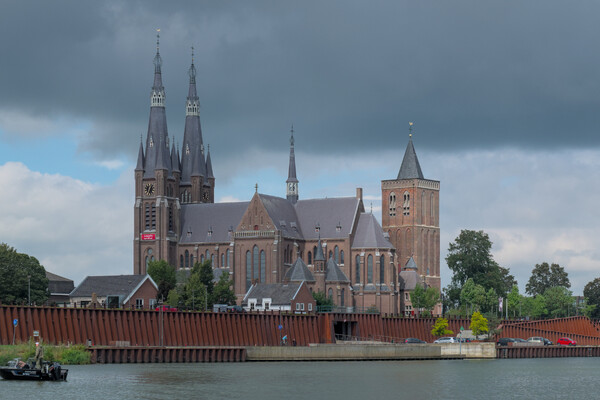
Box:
[1,358,597,399]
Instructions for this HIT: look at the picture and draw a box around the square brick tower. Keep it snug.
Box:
[381,130,440,295]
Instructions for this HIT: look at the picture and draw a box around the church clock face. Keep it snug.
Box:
[144,183,155,196]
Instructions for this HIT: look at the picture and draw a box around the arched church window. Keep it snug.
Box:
[334,246,339,263]
[355,255,361,283]
[260,250,266,283]
[367,255,373,284]
[329,250,333,259]
[180,255,184,269]
[341,288,345,307]
[340,250,345,265]
[389,192,396,217]
[308,251,312,265]
[380,255,385,284]
[246,250,252,291]
[185,250,189,268]
[205,250,210,263]
[253,246,259,281]
[190,255,194,266]
[221,253,224,267]
[328,288,333,300]
[421,191,425,224]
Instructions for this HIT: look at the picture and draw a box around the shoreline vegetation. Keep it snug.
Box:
[0,341,91,365]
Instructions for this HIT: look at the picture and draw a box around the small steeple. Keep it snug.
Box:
[314,235,325,262]
[135,136,145,171]
[397,122,424,180]
[170,139,180,173]
[151,30,165,108]
[206,145,214,179]
[186,46,200,117]
[286,125,299,204]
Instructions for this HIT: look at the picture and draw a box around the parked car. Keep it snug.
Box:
[405,338,426,344]
[227,305,244,313]
[434,337,457,344]
[513,338,527,343]
[556,337,576,346]
[155,305,177,311]
[497,337,516,346]
[527,337,545,345]
[543,338,553,346]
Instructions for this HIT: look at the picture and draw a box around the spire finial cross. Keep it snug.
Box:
[255,183,258,193]
[156,29,160,52]
[191,45,194,64]
[409,121,414,138]
[290,124,295,146]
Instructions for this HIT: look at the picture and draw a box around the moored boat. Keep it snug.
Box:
[0,358,68,381]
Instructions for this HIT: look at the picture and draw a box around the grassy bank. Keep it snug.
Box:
[0,341,91,365]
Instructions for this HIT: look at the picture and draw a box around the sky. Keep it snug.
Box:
[1,1,600,295]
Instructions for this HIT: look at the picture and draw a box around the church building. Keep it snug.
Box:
[133,41,440,315]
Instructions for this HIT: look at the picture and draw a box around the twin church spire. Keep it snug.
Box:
[138,36,214,201]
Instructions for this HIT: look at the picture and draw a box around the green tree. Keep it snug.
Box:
[544,286,574,318]
[212,271,237,305]
[182,274,208,311]
[431,317,454,337]
[470,311,489,339]
[584,278,600,319]
[459,278,486,312]
[147,259,177,301]
[0,243,48,305]
[483,288,499,314]
[507,285,523,317]
[166,287,180,308]
[445,230,513,304]
[312,291,334,308]
[522,294,547,319]
[410,284,440,316]
[525,262,570,296]
[192,259,215,298]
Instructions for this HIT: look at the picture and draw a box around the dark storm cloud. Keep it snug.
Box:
[2,1,600,164]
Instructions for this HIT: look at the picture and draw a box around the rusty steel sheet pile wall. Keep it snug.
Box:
[0,306,322,346]
[382,317,471,342]
[499,316,600,346]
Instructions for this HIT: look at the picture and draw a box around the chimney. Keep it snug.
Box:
[356,187,363,202]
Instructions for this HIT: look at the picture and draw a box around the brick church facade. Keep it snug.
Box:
[133,43,440,315]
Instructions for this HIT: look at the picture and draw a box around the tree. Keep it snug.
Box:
[470,311,488,339]
[410,284,440,316]
[212,271,237,305]
[507,285,523,318]
[445,230,512,304]
[522,294,547,319]
[543,286,574,318]
[459,278,486,312]
[147,260,176,301]
[431,317,454,337]
[183,274,208,311]
[0,243,48,305]
[312,291,334,308]
[525,262,570,296]
[584,278,600,319]
[193,259,215,298]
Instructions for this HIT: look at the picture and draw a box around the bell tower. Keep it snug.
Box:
[381,123,440,292]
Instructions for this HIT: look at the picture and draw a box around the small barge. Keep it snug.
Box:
[0,358,68,381]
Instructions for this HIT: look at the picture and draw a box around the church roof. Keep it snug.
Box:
[242,282,304,306]
[294,197,361,240]
[180,201,249,244]
[397,137,424,180]
[70,274,157,298]
[405,256,418,270]
[259,194,303,239]
[352,213,394,249]
[399,269,422,291]
[284,258,315,282]
[326,257,350,282]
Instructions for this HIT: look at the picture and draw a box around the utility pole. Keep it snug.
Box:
[28,275,31,306]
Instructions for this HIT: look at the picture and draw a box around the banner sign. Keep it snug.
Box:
[141,234,156,241]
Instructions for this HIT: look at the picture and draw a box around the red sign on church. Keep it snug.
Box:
[141,234,155,241]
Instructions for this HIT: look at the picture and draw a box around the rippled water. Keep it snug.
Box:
[1,358,597,399]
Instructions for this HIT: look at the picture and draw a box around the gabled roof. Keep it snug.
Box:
[46,271,73,282]
[325,257,350,283]
[70,275,157,298]
[242,282,304,305]
[397,138,424,180]
[294,197,360,240]
[180,201,249,244]
[399,269,422,291]
[258,194,302,239]
[284,258,315,282]
[352,213,394,249]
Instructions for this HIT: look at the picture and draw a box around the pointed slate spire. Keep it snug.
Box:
[314,235,325,262]
[286,125,299,204]
[397,123,424,180]
[180,50,206,184]
[135,138,145,171]
[170,139,180,173]
[206,145,214,179]
[144,32,170,178]
[405,256,418,270]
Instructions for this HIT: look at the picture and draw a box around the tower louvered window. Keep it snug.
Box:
[151,204,156,229]
[403,192,410,216]
[168,206,173,232]
[389,192,396,217]
[145,204,151,230]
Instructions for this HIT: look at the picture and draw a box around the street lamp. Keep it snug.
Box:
[28,275,31,306]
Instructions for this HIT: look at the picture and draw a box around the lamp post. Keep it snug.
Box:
[28,275,31,306]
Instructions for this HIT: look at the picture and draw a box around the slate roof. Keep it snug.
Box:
[180,201,249,244]
[399,269,422,291]
[46,271,74,296]
[284,258,315,282]
[258,194,302,239]
[242,282,303,305]
[70,275,156,298]
[405,256,418,270]
[325,257,350,282]
[314,238,325,261]
[294,197,361,240]
[397,138,424,180]
[352,213,394,249]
